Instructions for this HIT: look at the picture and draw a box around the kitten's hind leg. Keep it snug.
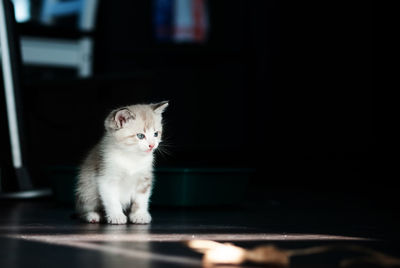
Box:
[76,196,102,223]
[83,211,101,223]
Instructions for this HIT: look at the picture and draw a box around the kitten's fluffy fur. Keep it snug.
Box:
[75,101,168,224]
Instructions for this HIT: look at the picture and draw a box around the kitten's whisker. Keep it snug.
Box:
[156,143,173,158]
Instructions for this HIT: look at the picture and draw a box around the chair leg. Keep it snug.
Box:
[78,37,92,77]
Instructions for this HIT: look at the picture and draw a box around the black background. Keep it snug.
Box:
[1,1,376,204]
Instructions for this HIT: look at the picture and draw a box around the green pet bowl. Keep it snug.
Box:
[152,167,252,206]
[47,166,253,206]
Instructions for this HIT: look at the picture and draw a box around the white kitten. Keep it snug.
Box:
[75,101,168,224]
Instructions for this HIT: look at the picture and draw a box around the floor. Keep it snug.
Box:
[0,195,399,268]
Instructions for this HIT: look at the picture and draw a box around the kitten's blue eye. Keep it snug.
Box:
[154,131,158,137]
[137,133,145,139]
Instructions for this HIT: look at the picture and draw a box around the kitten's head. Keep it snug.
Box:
[105,101,168,153]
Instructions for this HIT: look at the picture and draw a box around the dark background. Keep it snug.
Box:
[1,1,376,205]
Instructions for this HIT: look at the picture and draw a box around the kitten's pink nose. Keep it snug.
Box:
[148,144,155,149]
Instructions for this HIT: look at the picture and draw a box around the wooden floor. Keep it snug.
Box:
[0,196,399,268]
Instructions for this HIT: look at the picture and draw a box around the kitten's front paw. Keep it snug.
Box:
[129,211,152,224]
[106,212,127,225]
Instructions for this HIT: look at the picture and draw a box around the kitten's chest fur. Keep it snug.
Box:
[102,148,153,206]
[106,148,153,177]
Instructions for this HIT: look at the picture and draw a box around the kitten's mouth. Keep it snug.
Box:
[145,148,153,153]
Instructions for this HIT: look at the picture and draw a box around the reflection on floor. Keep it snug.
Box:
[0,197,399,268]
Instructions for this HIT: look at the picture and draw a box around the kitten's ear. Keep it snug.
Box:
[107,108,134,130]
[114,108,134,128]
[152,101,169,114]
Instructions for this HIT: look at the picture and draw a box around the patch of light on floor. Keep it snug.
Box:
[6,232,373,242]
[2,233,374,266]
